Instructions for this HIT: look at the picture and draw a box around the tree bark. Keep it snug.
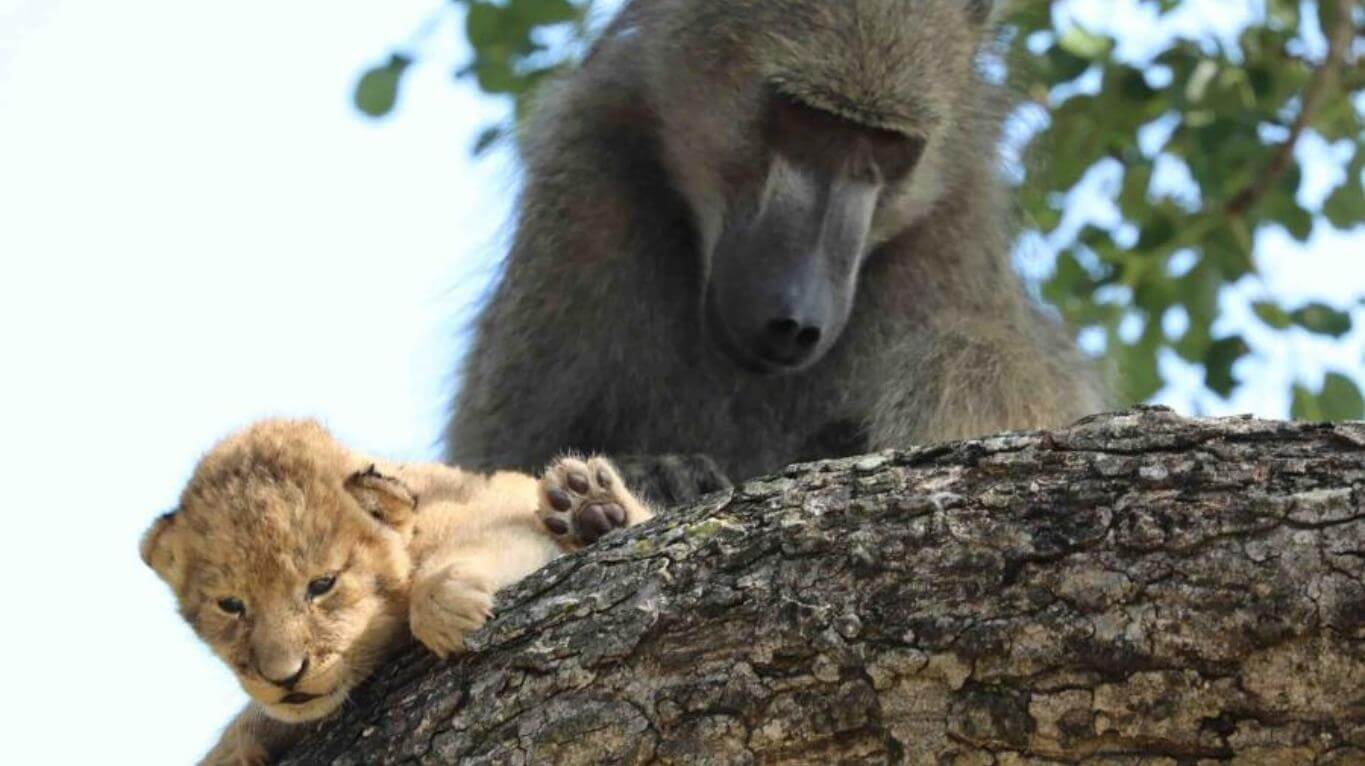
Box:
[281,407,1365,765]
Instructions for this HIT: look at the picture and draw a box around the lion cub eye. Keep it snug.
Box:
[217,597,246,616]
[306,574,337,600]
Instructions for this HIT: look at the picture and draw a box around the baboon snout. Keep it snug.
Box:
[706,259,847,373]
[705,141,876,374]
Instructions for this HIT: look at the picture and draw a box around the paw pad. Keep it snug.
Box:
[539,457,634,545]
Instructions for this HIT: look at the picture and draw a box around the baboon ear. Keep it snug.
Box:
[141,509,187,590]
[966,0,997,24]
[344,465,417,532]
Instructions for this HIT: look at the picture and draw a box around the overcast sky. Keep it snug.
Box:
[0,0,1359,763]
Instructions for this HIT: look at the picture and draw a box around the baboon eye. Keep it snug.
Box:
[217,597,246,616]
[306,575,337,600]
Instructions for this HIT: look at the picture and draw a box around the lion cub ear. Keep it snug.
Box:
[344,465,417,533]
[141,509,188,591]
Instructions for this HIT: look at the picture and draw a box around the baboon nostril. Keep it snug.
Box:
[757,315,824,366]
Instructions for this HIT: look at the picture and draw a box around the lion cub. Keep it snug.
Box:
[141,419,652,765]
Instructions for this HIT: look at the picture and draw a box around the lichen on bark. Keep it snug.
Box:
[282,407,1365,765]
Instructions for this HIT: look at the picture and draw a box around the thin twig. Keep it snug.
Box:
[1225,0,1358,217]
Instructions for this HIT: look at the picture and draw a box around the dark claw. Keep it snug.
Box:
[567,471,590,494]
[543,515,570,535]
[548,488,573,511]
[604,503,625,526]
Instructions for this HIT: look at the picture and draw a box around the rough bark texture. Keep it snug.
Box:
[282,408,1365,765]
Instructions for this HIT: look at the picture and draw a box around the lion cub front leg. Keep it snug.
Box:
[409,457,652,660]
[200,704,301,766]
[409,561,496,660]
[538,456,654,549]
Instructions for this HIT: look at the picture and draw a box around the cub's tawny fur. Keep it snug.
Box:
[142,419,651,765]
[446,0,1108,502]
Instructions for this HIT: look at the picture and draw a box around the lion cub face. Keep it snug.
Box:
[142,420,419,723]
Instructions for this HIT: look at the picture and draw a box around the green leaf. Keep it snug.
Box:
[466,2,505,48]
[1291,384,1322,420]
[472,125,505,155]
[1291,303,1353,337]
[354,54,412,118]
[512,0,579,26]
[1136,211,1177,251]
[1119,163,1153,218]
[1252,301,1293,329]
[1106,315,1163,404]
[1294,373,1365,421]
[1043,250,1095,305]
[1268,0,1300,29]
[1322,177,1365,229]
[1112,330,1164,404]
[1004,2,1052,31]
[1318,0,1344,39]
[1175,320,1212,362]
[1319,373,1365,420]
[474,57,521,94]
[1203,220,1256,280]
[1029,203,1063,233]
[1264,188,1314,241]
[1204,335,1249,397]
[1058,27,1113,60]
[1045,45,1091,82]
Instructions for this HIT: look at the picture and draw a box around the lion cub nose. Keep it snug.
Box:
[256,654,309,689]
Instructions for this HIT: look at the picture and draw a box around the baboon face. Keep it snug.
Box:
[704,94,925,373]
[646,0,993,373]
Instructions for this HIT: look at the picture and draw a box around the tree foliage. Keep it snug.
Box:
[355,0,1365,419]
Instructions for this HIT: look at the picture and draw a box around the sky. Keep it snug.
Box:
[0,0,1359,763]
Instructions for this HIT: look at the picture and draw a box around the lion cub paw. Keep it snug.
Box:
[201,724,274,766]
[409,565,495,659]
[202,740,269,766]
[538,456,651,546]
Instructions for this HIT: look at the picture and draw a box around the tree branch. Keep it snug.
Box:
[281,407,1365,764]
[1226,0,1359,217]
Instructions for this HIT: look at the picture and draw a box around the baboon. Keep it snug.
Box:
[446,0,1108,503]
